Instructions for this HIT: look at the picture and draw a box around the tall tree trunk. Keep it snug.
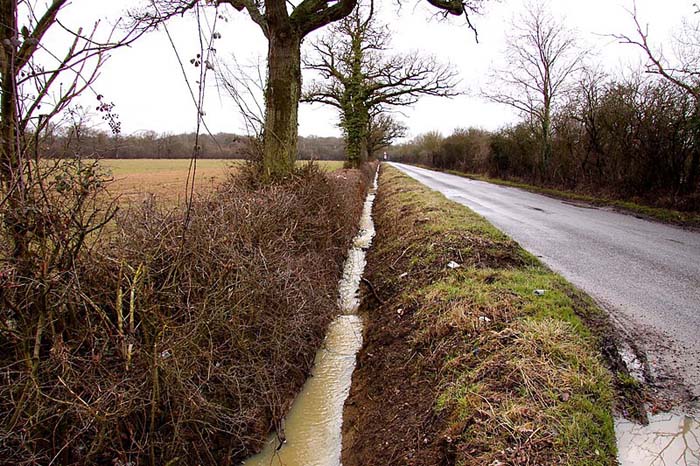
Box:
[0,0,28,261]
[358,109,368,165]
[344,26,368,169]
[541,105,552,179]
[262,31,301,180]
[343,104,368,168]
[0,0,19,184]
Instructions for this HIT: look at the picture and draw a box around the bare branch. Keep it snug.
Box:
[303,3,459,165]
[483,1,584,119]
[613,2,700,100]
[216,55,267,136]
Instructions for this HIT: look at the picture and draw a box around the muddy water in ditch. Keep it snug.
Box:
[242,172,378,466]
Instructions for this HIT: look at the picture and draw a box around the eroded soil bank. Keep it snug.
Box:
[342,165,625,465]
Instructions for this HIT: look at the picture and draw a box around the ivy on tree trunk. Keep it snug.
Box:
[302,5,459,170]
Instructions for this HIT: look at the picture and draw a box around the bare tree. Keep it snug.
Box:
[568,67,610,180]
[483,1,584,174]
[367,112,406,159]
[138,0,483,179]
[614,2,700,192]
[0,0,141,260]
[303,4,459,167]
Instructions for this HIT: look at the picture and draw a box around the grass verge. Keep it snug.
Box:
[342,165,634,466]
[441,169,700,229]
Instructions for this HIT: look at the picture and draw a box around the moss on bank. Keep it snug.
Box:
[343,166,619,466]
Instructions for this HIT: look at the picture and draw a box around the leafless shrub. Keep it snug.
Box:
[0,164,370,465]
[430,128,492,173]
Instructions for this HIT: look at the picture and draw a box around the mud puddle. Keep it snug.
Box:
[618,342,646,383]
[242,170,378,466]
[614,331,700,464]
[617,412,700,465]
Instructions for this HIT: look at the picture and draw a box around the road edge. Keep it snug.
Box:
[343,164,645,465]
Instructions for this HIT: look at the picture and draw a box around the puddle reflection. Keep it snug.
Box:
[616,412,700,465]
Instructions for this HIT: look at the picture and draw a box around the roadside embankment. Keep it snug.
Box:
[408,163,700,228]
[342,165,632,465]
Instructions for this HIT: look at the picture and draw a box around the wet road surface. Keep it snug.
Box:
[391,163,700,403]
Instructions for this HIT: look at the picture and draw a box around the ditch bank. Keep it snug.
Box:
[242,167,378,465]
[0,163,374,465]
[342,165,636,465]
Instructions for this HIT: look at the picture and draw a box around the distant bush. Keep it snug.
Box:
[389,130,442,166]
[487,124,540,180]
[390,72,700,211]
[431,128,491,172]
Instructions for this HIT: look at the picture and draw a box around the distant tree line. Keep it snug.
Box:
[391,72,700,211]
[43,129,346,160]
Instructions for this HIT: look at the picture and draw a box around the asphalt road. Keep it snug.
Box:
[391,163,700,402]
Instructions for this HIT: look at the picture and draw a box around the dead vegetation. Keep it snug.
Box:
[0,160,371,465]
[343,166,623,466]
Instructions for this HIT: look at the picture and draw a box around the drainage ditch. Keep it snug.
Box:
[240,167,700,466]
[242,170,379,466]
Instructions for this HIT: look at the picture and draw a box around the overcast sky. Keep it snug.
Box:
[51,0,695,140]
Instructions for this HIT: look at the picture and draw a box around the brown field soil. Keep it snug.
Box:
[101,159,344,204]
[104,159,233,204]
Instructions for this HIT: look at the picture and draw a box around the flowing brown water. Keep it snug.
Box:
[242,171,378,466]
